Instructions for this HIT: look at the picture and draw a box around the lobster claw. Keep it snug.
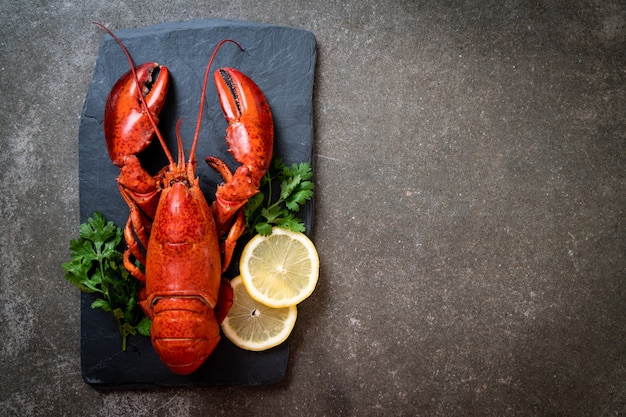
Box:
[214,68,273,174]
[104,62,170,167]
[210,68,274,231]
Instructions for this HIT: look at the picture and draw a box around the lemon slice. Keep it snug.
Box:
[240,227,319,308]
[221,276,297,351]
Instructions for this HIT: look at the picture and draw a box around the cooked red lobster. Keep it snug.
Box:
[97,24,273,375]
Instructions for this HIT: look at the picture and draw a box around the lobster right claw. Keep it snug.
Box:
[210,68,274,233]
[104,62,170,167]
[214,68,273,176]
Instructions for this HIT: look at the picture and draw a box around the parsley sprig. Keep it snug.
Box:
[62,212,151,351]
[245,156,315,236]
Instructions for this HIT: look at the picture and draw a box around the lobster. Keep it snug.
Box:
[97,24,274,375]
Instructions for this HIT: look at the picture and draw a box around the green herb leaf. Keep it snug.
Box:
[136,317,152,337]
[255,222,273,236]
[244,156,315,236]
[62,212,151,351]
[91,298,111,311]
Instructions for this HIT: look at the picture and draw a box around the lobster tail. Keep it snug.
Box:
[150,297,220,375]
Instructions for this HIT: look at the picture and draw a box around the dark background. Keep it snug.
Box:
[1,1,624,416]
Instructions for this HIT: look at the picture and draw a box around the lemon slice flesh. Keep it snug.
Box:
[240,227,320,308]
[221,276,297,351]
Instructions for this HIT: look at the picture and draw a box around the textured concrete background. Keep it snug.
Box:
[1,1,624,416]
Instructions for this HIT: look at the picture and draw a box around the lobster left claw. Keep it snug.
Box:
[104,62,170,167]
[103,62,170,279]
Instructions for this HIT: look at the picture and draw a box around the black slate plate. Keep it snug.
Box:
[77,20,316,389]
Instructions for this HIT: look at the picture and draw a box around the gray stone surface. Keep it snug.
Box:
[1,1,624,416]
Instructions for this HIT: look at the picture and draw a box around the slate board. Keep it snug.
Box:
[77,19,316,389]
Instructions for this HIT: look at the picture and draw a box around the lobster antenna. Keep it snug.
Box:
[188,39,244,165]
[93,22,176,166]
[175,118,185,169]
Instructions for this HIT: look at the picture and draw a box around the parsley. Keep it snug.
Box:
[245,156,315,236]
[62,212,151,351]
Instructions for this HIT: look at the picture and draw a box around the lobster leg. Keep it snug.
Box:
[117,155,162,220]
[115,156,162,282]
[215,277,234,324]
[119,188,149,282]
[221,209,246,273]
[205,158,251,272]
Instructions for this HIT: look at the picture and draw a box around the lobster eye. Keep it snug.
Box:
[169,178,190,187]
